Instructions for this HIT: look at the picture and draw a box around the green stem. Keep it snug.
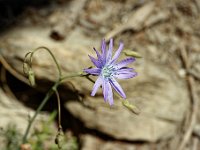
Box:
[60,72,85,82]
[22,72,84,144]
[55,89,62,129]
[30,47,62,78]
[22,81,60,143]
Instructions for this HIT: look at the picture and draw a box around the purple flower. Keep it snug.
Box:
[84,39,137,105]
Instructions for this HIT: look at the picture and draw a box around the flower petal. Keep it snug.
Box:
[111,42,124,64]
[115,57,135,69]
[93,48,102,62]
[91,76,102,96]
[102,79,109,102]
[88,55,102,68]
[117,67,134,73]
[107,82,114,105]
[109,78,126,99]
[101,39,106,52]
[84,68,101,75]
[106,38,113,62]
[115,72,137,79]
[101,39,106,60]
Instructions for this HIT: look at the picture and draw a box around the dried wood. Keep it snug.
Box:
[177,44,199,150]
[105,2,155,41]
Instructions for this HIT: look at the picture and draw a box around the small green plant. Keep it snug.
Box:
[0,111,78,150]
[30,111,78,150]
[0,124,21,150]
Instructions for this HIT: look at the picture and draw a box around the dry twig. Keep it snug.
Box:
[187,70,200,81]
[177,44,199,150]
[192,137,199,150]
[105,2,155,41]
[0,54,29,84]
[0,67,17,99]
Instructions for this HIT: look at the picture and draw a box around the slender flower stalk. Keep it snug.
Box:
[84,39,137,105]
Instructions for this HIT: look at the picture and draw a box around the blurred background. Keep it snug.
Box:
[0,0,200,149]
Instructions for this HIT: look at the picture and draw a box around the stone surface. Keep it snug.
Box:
[0,88,50,150]
[81,134,137,150]
[0,88,48,133]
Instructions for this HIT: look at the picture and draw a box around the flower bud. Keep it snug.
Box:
[28,69,35,86]
[123,49,142,58]
[122,100,140,115]
[55,130,64,149]
[23,62,30,76]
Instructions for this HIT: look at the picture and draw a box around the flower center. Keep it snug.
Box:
[101,65,115,78]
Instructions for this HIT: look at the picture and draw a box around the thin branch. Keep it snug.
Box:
[60,72,85,82]
[0,67,16,99]
[177,45,199,150]
[54,89,62,129]
[0,54,29,84]
[30,47,62,79]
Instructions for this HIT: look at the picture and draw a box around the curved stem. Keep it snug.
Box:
[23,52,32,75]
[22,46,91,145]
[61,72,96,84]
[60,72,85,82]
[30,47,62,79]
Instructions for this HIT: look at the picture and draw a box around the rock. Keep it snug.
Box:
[81,134,137,150]
[49,0,87,41]
[0,88,48,133]
[0,88,50,150]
